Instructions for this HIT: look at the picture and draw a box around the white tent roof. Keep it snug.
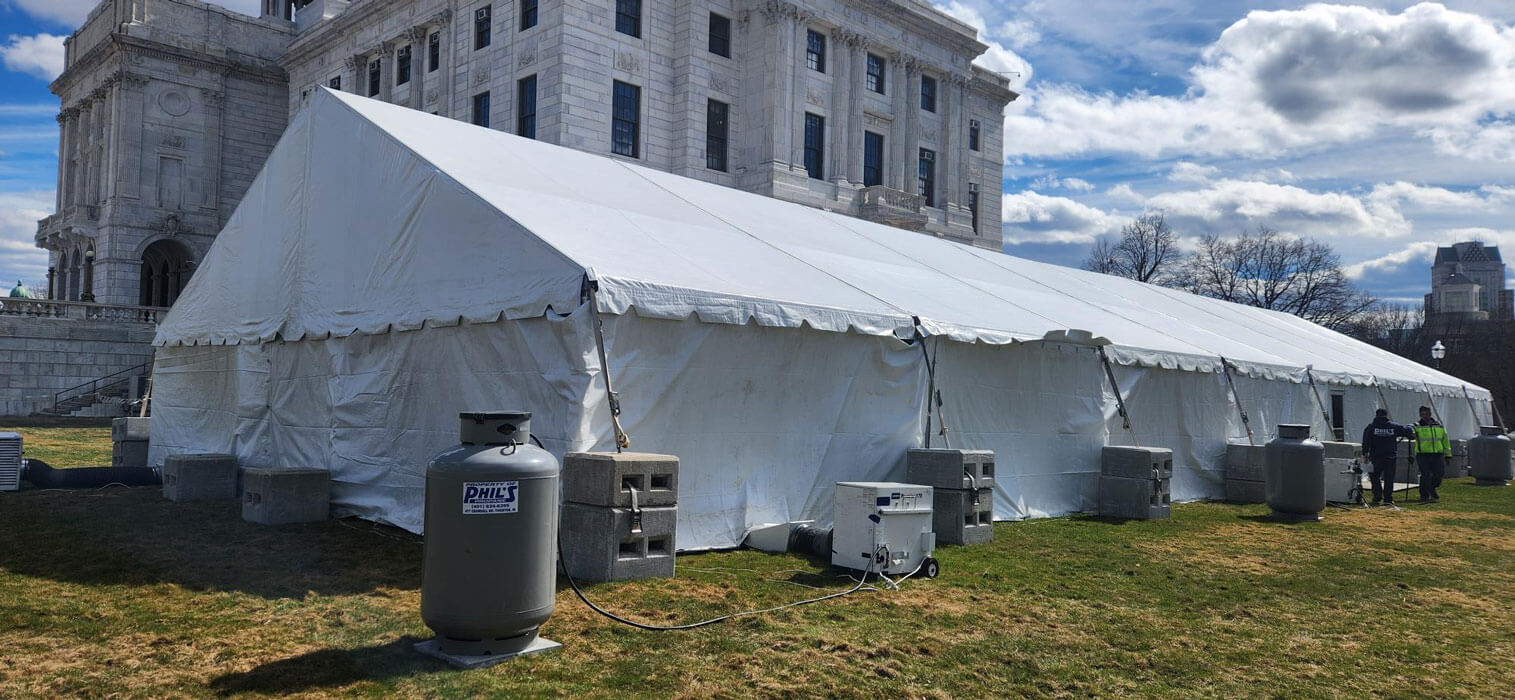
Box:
[157,90,1484,398]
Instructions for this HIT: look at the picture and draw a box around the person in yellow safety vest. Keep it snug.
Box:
[1413,406,1452,503]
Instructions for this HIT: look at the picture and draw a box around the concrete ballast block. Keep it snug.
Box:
[162,453,238,502]
[906,449,996,490]
[242,467,330,524]
[1321,441,1361,460]
[562,452,679,508]
[1101,446,1174,480]
[932,487,994,545]
[560,503,676,582]
[1224,479,1266,504]
[112,439,149,468]
[1098,475,1171,520]
[111,416,150,442]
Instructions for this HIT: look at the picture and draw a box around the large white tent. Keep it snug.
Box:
[151,90,1495,549]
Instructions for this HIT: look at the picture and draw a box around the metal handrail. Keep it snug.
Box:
[52,361,151,411]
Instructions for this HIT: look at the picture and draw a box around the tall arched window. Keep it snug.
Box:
[139,240,194,307]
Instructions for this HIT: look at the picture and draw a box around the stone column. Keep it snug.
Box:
[888,54,908,190]
[55,109,75,209]
[114,73,149,202]
[377,43,395,102]
[344,55,362,94]
[759,1,797,172]
[903,61,921,194]
[72,98,92,208]
[46,266,56,300]
[938,73,954,209]
[98,81,117,202]
[827,29,852,184]
[789,10,814,170]
[201,85,226,216]
[847,40,866,184]
[408,27,428,110]
[88,96,106,206]
[956,78,971,202]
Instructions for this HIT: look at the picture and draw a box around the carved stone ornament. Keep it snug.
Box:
[518,44,538,68]
[344,55,362,71]
[615,51,642,74]
[408,27,428,43]
[158,90,192,117]
[472,70,490,86]
[160,134,186,149]
[709,76,729,94]
[806,86,825,107]
[161,213,190,236]
[428,8,453,26]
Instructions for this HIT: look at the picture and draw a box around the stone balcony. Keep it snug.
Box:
[35,205,100,244]
[0,298,166,324]
[857,186,928,231]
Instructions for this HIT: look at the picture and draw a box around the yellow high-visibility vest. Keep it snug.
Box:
[1413,423,1450,457]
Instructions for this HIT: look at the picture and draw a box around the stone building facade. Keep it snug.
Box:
[1424,242,1512,323]
[37,0,1014,309]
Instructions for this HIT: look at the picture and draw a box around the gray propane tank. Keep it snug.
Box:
[421,411,559,658]
[1469,426,1512,486]
[1265,424,1325,522]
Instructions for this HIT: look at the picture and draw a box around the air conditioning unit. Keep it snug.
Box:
[831,482,938,577]
[0,432,21,492]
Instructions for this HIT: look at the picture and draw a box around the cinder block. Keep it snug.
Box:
[112,439,149,468]
[111,417,150,442]
[1321,441,1361,460]
[1101,446,1173,480]
[932,487,994,545]
[1447,454,1469,478]
[1226,443,1267,482]
[906,448,995,490]
[162,453,238,502]
[242,467,330,524]
[1451,439,1468,457]
[562,452,678,508]
[1224,478,1266,504]
[560,503,676,582]
[1098,475,1171,520]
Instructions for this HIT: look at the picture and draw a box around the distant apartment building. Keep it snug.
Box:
[1424,241,1513,323]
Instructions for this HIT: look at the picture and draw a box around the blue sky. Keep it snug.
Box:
[3,0,1514,307]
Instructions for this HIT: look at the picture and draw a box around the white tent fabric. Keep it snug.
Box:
[150,90,1495,548]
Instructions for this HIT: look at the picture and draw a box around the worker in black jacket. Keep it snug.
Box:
[1362,409,1416,506]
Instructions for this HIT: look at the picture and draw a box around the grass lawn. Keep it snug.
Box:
[0,423,114,467]
[2,428,1514,698]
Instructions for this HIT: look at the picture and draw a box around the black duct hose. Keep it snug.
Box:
[21,458,161,489]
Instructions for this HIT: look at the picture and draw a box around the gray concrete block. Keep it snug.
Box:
[162,453,238,502]
[932,487,993,546]
[242,467,330,524]
[1101,446,1173,480]
[559,502,676,582]
[1227,443,1268,482]
[1448,454,1469,478]
[112,439,149,468]
[1321,441,1361,460]
[1451,439,1468,457]
[906,448,995,490]
[1098,475,1171,520]
[111,417,151,442]
[1224,478,1266,504]
[562,452,678,508]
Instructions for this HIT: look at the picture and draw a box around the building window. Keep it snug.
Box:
[472,91,490,127]
[328,75,341,91]
[616,0,641,38]
[968,182,980,234]
[612,81,640,157]
[803,113,824,180]
[866,54,885,94]
[918,148,935,207]
[705,99,729,172]
[806,30,826,73]
[368,59,381,96]
[920,75,936,112]
[708,13,731,58]
[396,45,412,85]
[969,119,980,151]
[863,131,884,187]
[517,75,537,138]
[428,32,440,71]
[475,6,492,49]
[521,0,538,30]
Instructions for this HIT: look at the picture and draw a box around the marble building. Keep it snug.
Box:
[37,0,1016,308]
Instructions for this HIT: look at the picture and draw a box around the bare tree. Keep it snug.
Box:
[1180,226,1375,331]
[1344,302,1424,354]
[1082,212,1179,284]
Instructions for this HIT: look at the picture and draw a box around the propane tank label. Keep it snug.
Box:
[461,481,519,515]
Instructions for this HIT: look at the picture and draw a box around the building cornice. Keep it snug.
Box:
[51,33,288,98]
[283,0,449,67]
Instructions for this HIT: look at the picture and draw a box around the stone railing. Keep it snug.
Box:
[0,298,166,324]
[858,185,925,212]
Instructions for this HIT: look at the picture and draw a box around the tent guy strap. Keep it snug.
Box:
[1097,345,1140,447]
[585,276,630,451]
[1220,357,1254,446]
[1304,367,1334,440]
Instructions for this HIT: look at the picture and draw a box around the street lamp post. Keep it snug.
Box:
[1431,340,1446,371]
[81,248,96,303]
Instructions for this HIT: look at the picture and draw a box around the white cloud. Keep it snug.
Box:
[1107,183,1145,203]
[1031,174,1095,191]
[996,19,1042,51]
[0,190,54,285]
[1004,3,1515,160]
[933,2,1034,83]
[1001,190,1125,244]
[1343,241,1441,279]
[1146,179,1412,239]
[8,0,262,27]
[1367,181,1496,211]
[1168,162,1220,183]
[1,34,66,82]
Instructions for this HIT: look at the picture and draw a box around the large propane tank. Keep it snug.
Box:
[1469,426,1512,486]
[422,411,559,657]
[1265,424,1325,522]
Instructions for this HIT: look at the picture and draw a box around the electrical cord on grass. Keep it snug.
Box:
[557,539,883,631]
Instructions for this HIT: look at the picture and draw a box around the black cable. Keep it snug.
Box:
[557,534,878,631]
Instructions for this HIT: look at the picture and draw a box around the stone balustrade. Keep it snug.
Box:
[0,298,166,324]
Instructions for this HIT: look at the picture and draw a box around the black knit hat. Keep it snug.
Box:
[1375,408,1389,417]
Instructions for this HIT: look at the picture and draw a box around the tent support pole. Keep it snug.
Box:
[1421,382,1445,428]
[1304,367,1334,440]
[585,278,629,452]
[1220,357,1254,446]
[914,325,951,449]
[1097,346,1139,447]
